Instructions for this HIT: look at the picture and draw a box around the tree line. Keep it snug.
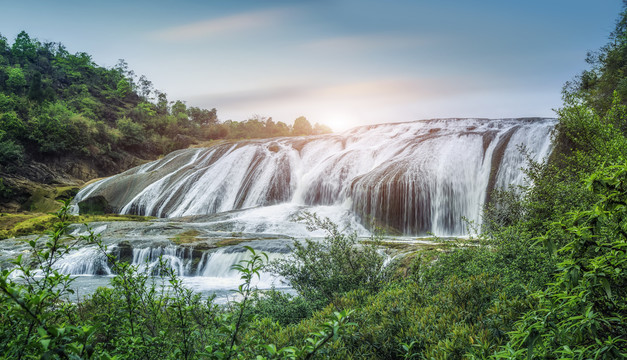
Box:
[0,31,330,172]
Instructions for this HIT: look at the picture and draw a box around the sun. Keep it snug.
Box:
[321,112,357,132]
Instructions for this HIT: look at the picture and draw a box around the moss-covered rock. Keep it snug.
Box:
[0,213,58,239]
[22,187,62,213]
[55,186,80,201]
[116,241,134,264]
[169,229,202,244]
[78,195,113,215]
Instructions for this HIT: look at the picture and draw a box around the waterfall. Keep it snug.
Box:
[73,118,555,236]
[52,243,286,280]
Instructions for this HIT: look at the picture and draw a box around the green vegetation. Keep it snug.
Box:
[0,210,152,239]
[169,229,203,245]
[269,213,390,307]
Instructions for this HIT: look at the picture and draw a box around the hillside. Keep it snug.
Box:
[0,31,330,212]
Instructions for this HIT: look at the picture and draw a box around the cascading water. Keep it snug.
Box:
[46,240,289,302]
[53,243,285,278]
[73,118,555,236]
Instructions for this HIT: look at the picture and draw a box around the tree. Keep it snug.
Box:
[137,75,153,100]
[188,106,217,125]
[0,112,26,140]
[6,66,26,93]
[0,130,24,167]
[292,116,313,136]
[313,122,332,135]
[116,116,145,145]
[11,31,37,64]
[155,91,168,115]
[114,58,135,89]
[27,72,44,101]
[572,4,627,117]
[0,33,9,57]
[171,100,188,122]
[116,79,131,99]
[274,121,291,136]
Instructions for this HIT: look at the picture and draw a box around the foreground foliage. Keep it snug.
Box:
[269,213,390,307]
[0,203,355,359]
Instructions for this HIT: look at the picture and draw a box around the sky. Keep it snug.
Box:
[0,0,623,131]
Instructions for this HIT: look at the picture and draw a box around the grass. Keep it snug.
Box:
[0,213,57,239]
[0,211,154,240]
[215,238,251,247]
[169,229,202,245]
[365,239,456,252]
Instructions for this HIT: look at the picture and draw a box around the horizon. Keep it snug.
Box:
[0,0,622,131]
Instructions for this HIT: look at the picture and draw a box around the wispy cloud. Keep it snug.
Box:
[152,8,292,41]
[302,34,433,53]
[188,76,483,109]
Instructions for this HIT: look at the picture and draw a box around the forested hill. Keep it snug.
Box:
[0,31,330,211]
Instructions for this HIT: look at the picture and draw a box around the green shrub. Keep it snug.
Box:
[268,213,390,306]
[0,130,24,167]
[116,116,146,146]
[494,163,627,359]
[248,289,321,326]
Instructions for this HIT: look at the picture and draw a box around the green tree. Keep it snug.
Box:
[116,116,146,146]
[292,116,313,136]
[116,79,131,99]
[27,72,44,101]
[188,106,217,125]
[155,91,168,115]
[28,102,87,154]
[11,30,37,64]
[6,66,26,93]
[571,4,627,118]
[171,100,188,122]
[137,74,153,100]
[0,130,24,167]
[0,33,9,57]
[0,111,27,140]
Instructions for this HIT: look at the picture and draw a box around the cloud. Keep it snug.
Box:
[189,85,311,107]
[152,8,292,41]
[187,76,484,111]
[301,34,434,53]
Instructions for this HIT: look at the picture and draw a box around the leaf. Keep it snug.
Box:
[526,329,540,360]
[600,277,612,299]
[40,338,51,350]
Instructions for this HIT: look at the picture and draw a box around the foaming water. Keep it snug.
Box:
[73,118,556,236]
[42,240,289,302]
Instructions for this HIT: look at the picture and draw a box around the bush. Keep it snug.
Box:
[28,101,89,154]
[268,213,390,306]
[0,130,24,167]
[495,162,627,359]
[116,116,145,146]
[248,289,320,326]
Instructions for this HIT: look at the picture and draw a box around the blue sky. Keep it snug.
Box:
[0,0,623,130]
